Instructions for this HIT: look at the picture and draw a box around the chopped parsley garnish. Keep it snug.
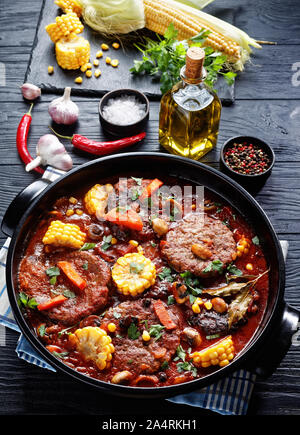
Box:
[206,333,221,340]
[148,324,165,341]
[150,241,157,248]
[131,188,141,201]
[203,260,224,275]
[226,264,243,276]
[180,271,203,297]
[161,361,169,370]
[129,261,145,274]
[51,288,76,299]
[52,351,69,359]
[252,236,260,245]
[113,311,121,319]
[101,235,112,251]
[18,292,38,310]
[158,267,176,282]
[82,262,88,270]
[38,324,46,337]
[80,242,96,251]
[173,344,186,362]
[167,295,175,305]
[46,266,60,285]
[176,361,197,377]
[127,322,140,340]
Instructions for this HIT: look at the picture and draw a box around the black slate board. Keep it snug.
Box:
[25,0,235,103]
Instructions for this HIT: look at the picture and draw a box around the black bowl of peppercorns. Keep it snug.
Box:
[220,136,275,186]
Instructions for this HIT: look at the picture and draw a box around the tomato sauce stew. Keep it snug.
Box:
[17,176,269,387]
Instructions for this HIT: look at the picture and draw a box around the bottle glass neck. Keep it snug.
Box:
[180,65,206,85]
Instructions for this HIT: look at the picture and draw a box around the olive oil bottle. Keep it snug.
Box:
[159,47,221,160]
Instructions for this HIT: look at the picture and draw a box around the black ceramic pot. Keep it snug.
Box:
[1,153,299,398]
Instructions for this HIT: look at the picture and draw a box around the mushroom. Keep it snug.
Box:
[25,134,73,172]
[181,327,202,347]
[111,370,133,384]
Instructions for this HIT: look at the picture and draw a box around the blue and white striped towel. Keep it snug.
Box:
[0,167,289,415]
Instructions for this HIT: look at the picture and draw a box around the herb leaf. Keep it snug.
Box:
[148,324,165,341]
[158,267,176,282]
[18,292,38,310]
[129,261,145,274]
[227,264,243,276]
[80,243,96,251]
[203,260,224,275]
[127,322,140,340]
[252,236,260,245]
[101,235,112,251]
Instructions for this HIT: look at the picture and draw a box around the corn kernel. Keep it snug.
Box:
[48,65,54,74]
[142,330,151,342]
[112,42,120,49]
[74,76,82,84]
[66,209,74,216]
[69,197,78,204]
[93,59,99,66]
[86,70,92,78]
[192,303,200,314]
[111,59,119,68]
[76,209,83,215]
[101,43,109,51]
[106,57,111,65]
[96,50,103,58]
[204,301,212,310]
[246,263,253,271]
[129,240,139,247]
[80,64,88,72]
[111,237,117,245]
[94,69,101,78]
[107,323,116,333]
[86,62,92,69]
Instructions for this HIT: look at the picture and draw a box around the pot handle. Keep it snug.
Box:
[249,302,300,378]
[1,178,52,238]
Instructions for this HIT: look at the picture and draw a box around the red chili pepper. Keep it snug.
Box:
[50,127,146,156]
[16,104,44,174]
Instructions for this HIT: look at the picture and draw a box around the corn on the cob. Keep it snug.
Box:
[55,35,90,70]
[143,0,240,61]
[55,0,82,17]
[69,326,115,370]
[143,0,261,68]
[46,12,84,43]
[84,184,113,217]
[190,336,235,368]
[42,220,86,249]
[112,252,156,296]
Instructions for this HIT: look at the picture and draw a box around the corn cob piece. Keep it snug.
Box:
[46,12,84,43]
[55,0,82,17]
[84,184,113,217]
[55,35,90,70]
[190,336,235,368]
[112,252,156,296]
[42,220,86,249]
[69,326,115,370]
[143,0,240,61]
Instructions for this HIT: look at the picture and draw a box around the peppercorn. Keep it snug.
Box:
[224,142,271,175]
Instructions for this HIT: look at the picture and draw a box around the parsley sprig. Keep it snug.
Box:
[130,24,236,94]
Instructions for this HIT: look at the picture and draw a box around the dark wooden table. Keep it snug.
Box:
[0,0,299,416]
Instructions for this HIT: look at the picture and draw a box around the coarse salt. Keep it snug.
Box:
[102,95,146,125]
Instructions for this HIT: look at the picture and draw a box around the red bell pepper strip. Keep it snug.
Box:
[139,178,163,202]
[153,299,177,330]
[16,104,44,174]
[104,207,143,231]
[57,261,87,291]
[49,127,146,156]
[37,294,67,311]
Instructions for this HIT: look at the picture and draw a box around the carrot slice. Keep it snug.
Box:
[37,294,68,311]
[104,207,143,231]
[57,261,87,291]
[139,178,163,202]
[153,299,177,330]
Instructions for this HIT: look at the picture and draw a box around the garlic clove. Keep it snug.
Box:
[48,87,79,125]
[21,83,41,101]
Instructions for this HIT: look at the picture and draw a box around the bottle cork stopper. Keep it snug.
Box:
[185,47,205,79]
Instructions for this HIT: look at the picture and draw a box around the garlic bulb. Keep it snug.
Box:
[25,134,73,172]
[21,83,41,100]
[48,87,79,125]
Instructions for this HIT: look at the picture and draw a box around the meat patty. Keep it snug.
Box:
[102,299,182,375]
[161,213,236,278]
[18,250,111,325]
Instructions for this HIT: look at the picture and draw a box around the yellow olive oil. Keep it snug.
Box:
[159,47,222,160]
